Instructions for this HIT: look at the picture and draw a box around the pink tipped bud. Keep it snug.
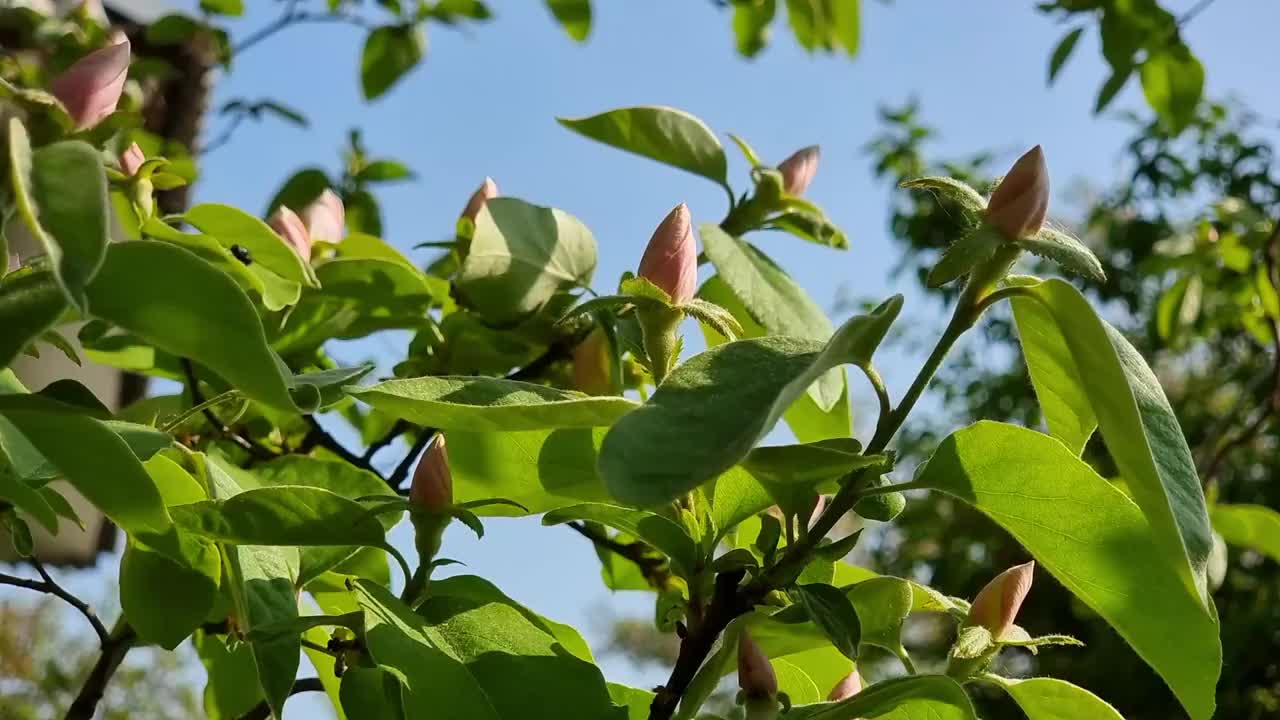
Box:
[460,177,499,222]
[637,203,697,304]
[986,146,1049,241]
[120,143,145,176]
[409,435,453,512]
[300,189,345,244]
[737,632,777,699]
[572,327,614,396]
[50,39,130,130]
[268,206,311,260]
[966,561,1035,640]
[827,670,863,702]
[777,145,820,196]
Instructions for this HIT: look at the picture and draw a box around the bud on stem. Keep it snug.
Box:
[986,146,1048,241]
[776,145,820,196]
[966,561,1035,640]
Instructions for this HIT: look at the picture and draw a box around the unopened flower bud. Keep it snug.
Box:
[776,145,819,196]
[267,206,311,260]
[966,561,1035,640]
[50,39,130,130]
[120,143,145,176]
[737,632,777,699]
[460,177,499,223]
[637,203,696,304]
[300,189,345,244]
[986,146,1048,241]
[827,670,863,701]
[572,327,614,396]
[409,435,453,513]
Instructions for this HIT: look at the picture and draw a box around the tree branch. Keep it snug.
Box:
[567,522,673,592]
[236,678,326,720]
[65,622,137,720]
[182,358,276,462]
[233,0,374,56]
[362,418,411,462]
[0,560,109,647]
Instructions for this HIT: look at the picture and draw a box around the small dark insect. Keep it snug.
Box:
[230,244,252,265]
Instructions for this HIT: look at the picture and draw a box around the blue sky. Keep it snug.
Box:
[20,0,1280,710]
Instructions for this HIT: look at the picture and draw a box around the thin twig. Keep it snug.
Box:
[181,359,276,461]
[567,522,673,591]
[200,110,245,156]
[233,0,373,55]
[65,622,137,720]
[362,418,411,462]
[1177,0,1219,27]
[0,561,109,646]
[235,678,326,720]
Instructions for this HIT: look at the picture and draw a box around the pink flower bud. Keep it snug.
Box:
[119,143,145,176]
[737,632,777,699]
[300,189,345,244]
[637,203,696,304]
[827,670,863,701]
[50,39,130,130]
[267,205,311,260]
[986,146,1049,241]
[409,435,453,512]
[777,145,820,196]
[460,177,499,222]
[966,561,1035,640]
[572,327,614,396]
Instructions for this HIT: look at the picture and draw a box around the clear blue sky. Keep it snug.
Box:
[27,0,1280,710]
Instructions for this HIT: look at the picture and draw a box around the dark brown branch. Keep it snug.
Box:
[235,678,326,720]
[505,326,592,383]
[362,419,412,462]
[567,522,673,592]
[0,560,109,646]
[181,358,276,462]
[65,623,137,720]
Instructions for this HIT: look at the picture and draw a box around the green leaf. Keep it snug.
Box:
[171,486,388,550]
[447,428,611,515]
[608,684,653,720]
[8,120,109,310]
[1007,277,1213,607]
[0,271,66,368]
[292,365,374,409]
[354,577,627,719]
[1048,27,1085,83]
[356,159,414,183]
[1211,503,1280,563]
[545,0,591,41]
[1094,66,1132,113]
[829,0,860,56]
[927,226,1002,288]
[846,576,912,654]
[138,216,287,311]
[456,198,597,324]
[361,24,426,100]
[194,632,264,719]
[915,421,1220,720]
[227,544,301,719]
[766,211,849,250]
[182,203,318,288]
[792,583,861,660]
[200,0,244,15]
[338,668,403,720]
[706,468,775,539]
[731,0,777,58]
[1008,284,1096,455]
[264,167,331,217]
[697,275,850,442]
[349,376,637,431]
[832,562,959,613]
[558,106,728,187]
[543,503,698,577]
[781,675,976,720]
[84,242,296,412]
[992,677,1125,720]
[900,176,987,218]
[1015,228,1106,283]
[701,224,841,410]
[601,296,900,507]
[1139,46,1204,134]
[0,462,57,532]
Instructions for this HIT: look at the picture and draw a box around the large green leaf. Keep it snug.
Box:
[1008,277,1212,607]
[354,577,626,719]
[194,632,264,719]
[600,296,900,507]
[7,119,108,310]
[1211,503,1280,563]
[447,428,611,515]
[456,198,596,324]
[792,583,861,660]
[846,576,912,655]
[361,24,425,100]
[701,225,841,411]
[545,0,591,41]
[0,271,66,368]
[170,486,388,549]
[697,275,850,442]
[558,106,728,186]
[543,503,698,577]
[84,242,296,411]
[915,421,1220,720]
[1008,286,1096,455]
[182,203,318,288]
[1139,46,1204,134]
[784,675,976,719]
[348,376,637,431]
[992,676,1124,720]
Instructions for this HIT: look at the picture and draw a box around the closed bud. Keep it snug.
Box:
[966,561,1035,640]
[119,142,145,176]
[300,189,345,244]
[460,177,499,222]
[827,670,863,701]
[409,435,453,513]
[572,327,614,396]
[777,145,820,196]
[637,203,697,305]
[986,146,1048,241]
[50,39,130,130]
[268,206,311,260]
[737,632,777,699]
